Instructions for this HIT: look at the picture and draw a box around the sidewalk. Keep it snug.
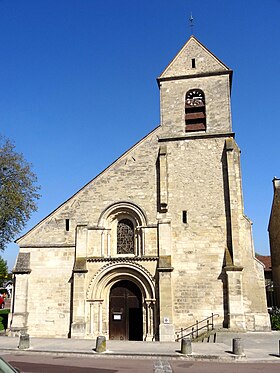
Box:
[0,332,280,363]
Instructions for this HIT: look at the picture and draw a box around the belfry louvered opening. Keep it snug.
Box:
[185,89,206,132]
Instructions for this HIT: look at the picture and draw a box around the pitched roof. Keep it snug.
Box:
[158,35,231,82]
[256,255,272,271]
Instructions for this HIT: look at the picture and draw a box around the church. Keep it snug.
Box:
[11,36,270,341]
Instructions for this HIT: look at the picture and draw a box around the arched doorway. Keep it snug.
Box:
[109,280,143,341]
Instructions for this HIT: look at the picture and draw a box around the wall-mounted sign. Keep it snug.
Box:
[113,313,122,321]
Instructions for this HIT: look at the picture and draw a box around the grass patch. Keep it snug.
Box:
[0,309,10,331]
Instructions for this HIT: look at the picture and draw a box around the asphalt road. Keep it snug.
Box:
[1,353,280,373]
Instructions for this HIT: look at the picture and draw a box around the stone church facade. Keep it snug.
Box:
[11,36,270,341]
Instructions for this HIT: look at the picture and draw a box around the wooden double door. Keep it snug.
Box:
[109,280,143,341]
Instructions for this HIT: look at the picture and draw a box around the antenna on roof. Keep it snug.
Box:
[189,12,194,35]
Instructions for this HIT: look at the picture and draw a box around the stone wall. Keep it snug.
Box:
[24,247,74,337]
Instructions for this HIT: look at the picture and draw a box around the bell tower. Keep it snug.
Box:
[157,36,233,138]
[156,36,270,337]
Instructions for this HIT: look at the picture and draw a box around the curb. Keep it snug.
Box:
[1,348,280,364]
[0,347,244,361]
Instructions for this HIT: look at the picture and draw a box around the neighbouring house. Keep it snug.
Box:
[256,255,272,286]
[10,35,270,341]
[268,177,280,308]
[256,255,274,308]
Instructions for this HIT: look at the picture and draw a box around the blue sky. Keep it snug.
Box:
[1,0,280,270]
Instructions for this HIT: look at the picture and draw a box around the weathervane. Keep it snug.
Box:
[189,12,194,35]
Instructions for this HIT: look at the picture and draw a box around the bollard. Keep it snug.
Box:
[181,337,192,355]
[232,338,244,356]
[18,333,30,350]
[96,336,106,353]
[279,340,280,357]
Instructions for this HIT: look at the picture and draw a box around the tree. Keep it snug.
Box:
[0,136,40,251]
[0,256,8,286]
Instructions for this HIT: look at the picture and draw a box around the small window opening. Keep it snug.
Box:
[65,219,70,231]
[182,211,187,224]
[191,58,196,68]
[117,219,134,254]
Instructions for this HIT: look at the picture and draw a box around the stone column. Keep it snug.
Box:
[71,273,86,338]
[159,145,168,212]
[141,227,145,256]
[100,231,105,257]
[157,143,173,340]
[145,299,156,341]
[88,302,94,335]
[10,253,31,336]
[107,231,111,257]
[10,274,29,335]
[225,138,241,265]
[71,254,88,338]
[225,266,246,330]
[135,227,143,256]
[158,270,174,341]
[98,301,103,334]
[86,300,104,338]
[157,219,174,341]
[76,225,88,257]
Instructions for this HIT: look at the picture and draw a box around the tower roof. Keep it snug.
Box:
[157,35,232,84]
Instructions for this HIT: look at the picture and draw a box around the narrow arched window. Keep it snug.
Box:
[117,219,134,254]
[185,89,206,132]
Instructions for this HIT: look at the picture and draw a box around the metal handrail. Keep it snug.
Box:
[175,313,219,341]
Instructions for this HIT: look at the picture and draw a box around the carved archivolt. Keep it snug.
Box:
[97,201,148,257]
[86,261,155,301]
[98,201,148,229]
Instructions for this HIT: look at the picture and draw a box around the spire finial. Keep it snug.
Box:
[189,12,194,35]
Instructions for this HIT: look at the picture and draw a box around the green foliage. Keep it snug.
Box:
[0,136,40,251]
[6,272,12,281]
[0,256,8,286]
[270,307,280,330]
[0,309,9,331]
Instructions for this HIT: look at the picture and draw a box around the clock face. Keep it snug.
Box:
[186,89,204,106]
